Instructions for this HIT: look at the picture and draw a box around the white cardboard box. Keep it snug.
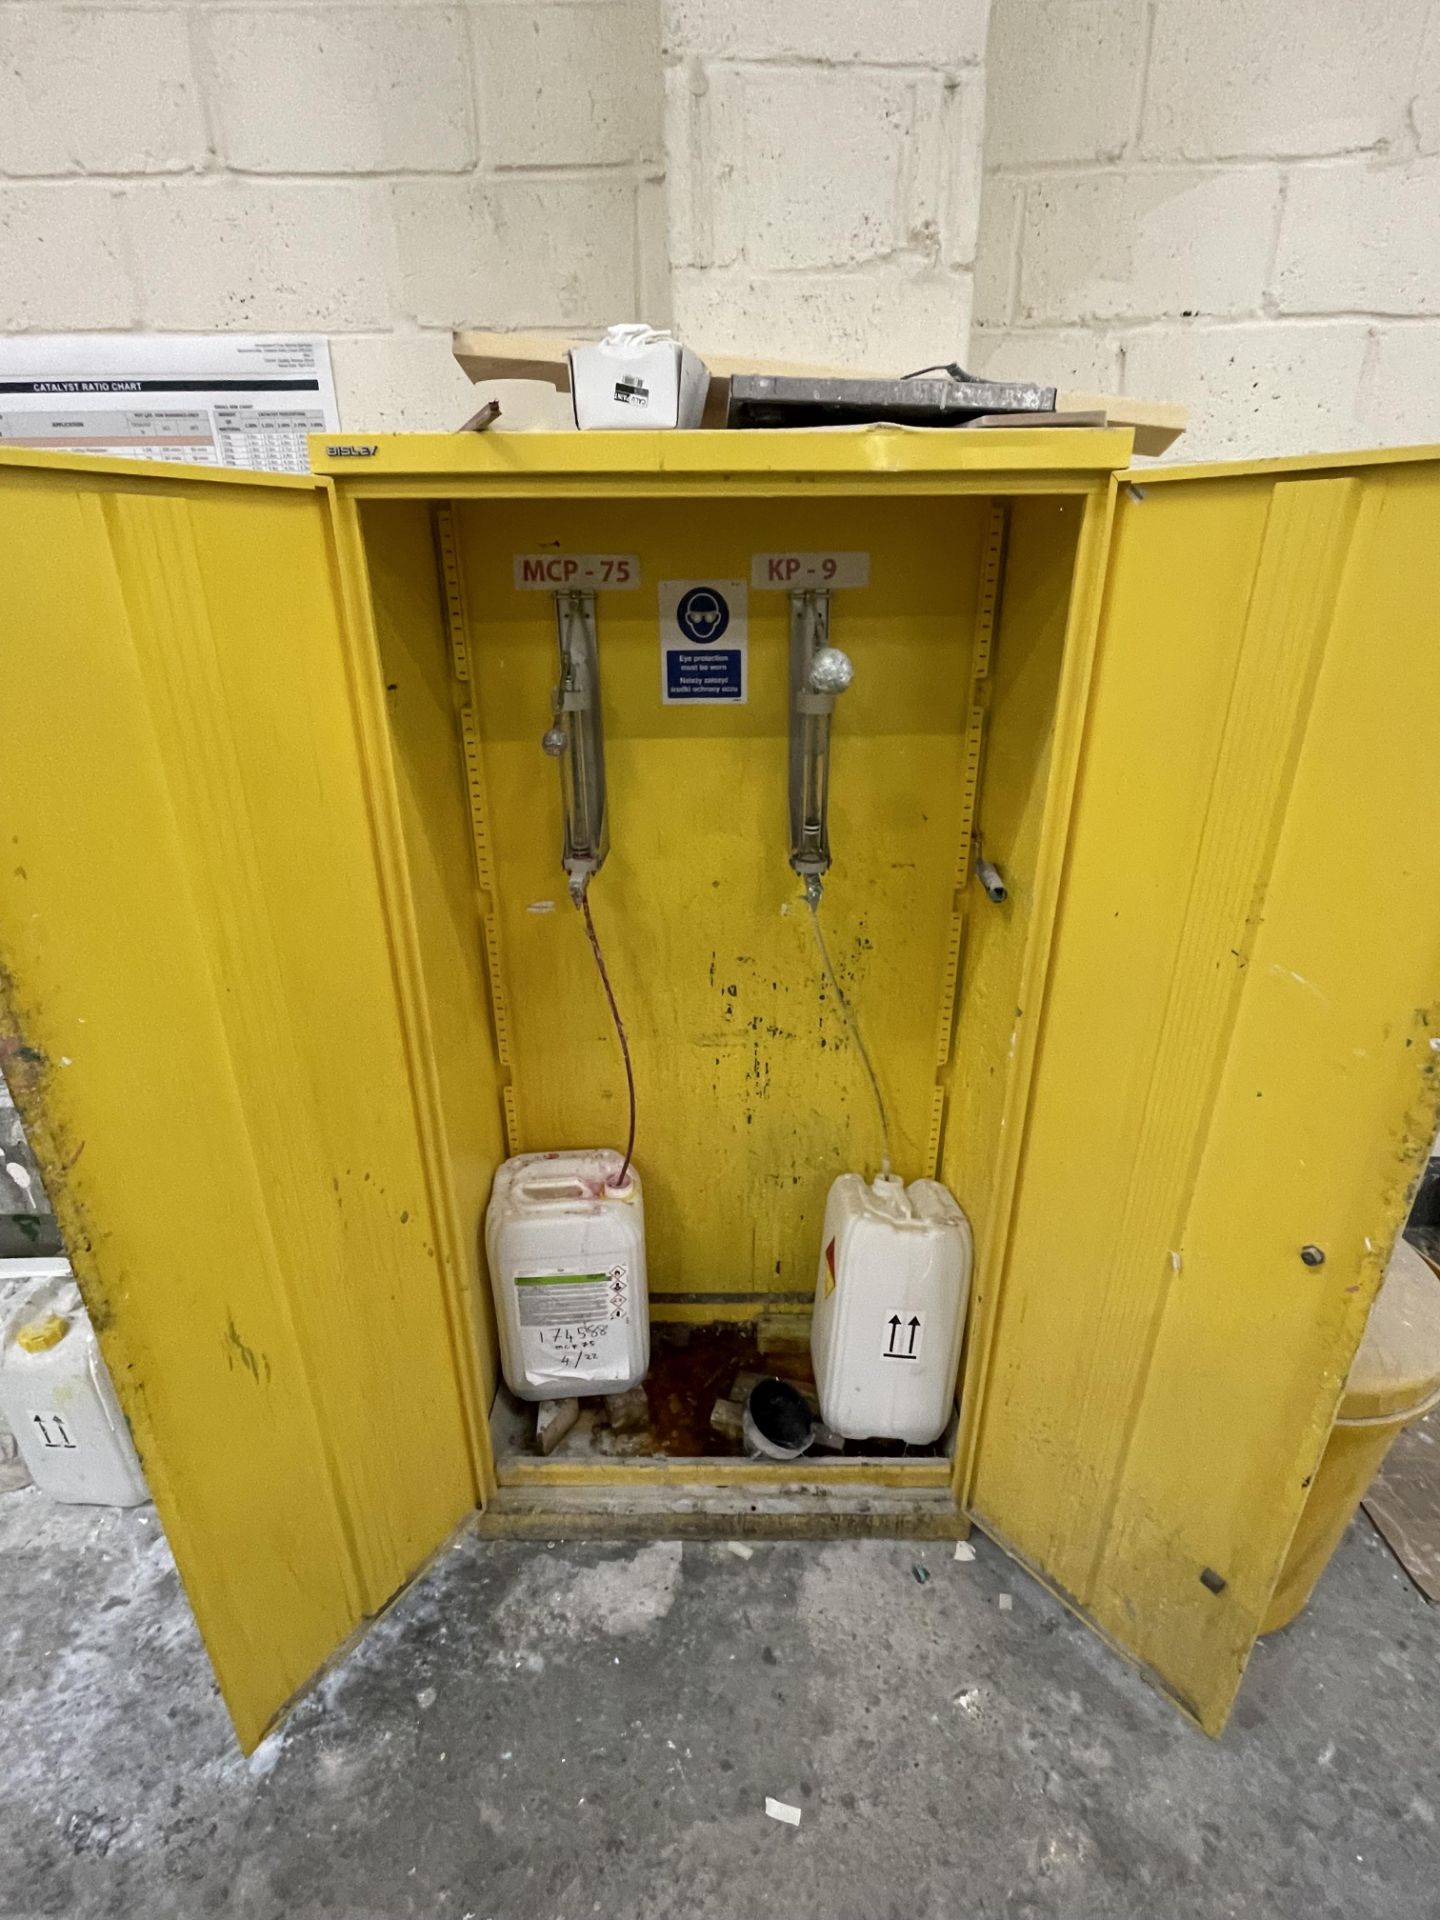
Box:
[567,325,710,430]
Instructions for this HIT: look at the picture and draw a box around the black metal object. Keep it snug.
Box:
[727,373,1057,431]
[1404,1155,1440,1266]
[746,1377,815,1455]
[0,1076,61,1259]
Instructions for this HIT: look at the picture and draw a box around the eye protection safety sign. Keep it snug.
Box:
[659,579,748,704]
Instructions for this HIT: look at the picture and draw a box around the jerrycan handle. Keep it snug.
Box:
[519,1176,591,1204]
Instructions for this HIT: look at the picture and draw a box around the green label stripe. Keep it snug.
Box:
[515,1272,609,1286]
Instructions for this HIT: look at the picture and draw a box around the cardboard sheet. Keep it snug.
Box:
[451,330,1188,455]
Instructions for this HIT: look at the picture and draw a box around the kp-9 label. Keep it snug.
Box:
[751,552,870,590]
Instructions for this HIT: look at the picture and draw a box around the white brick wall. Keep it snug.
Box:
[0,184,137,329]
[124,179,395,330]
[6,0,1438,454]
[0,0,667,430]
[472,0,661,168]
[205,7,478,174]
[972,0,1440,460]
[662,0,992,367]
[0,7,206,175]
[1016,170,1280,325]
[665,0,987,67]
[1274,160,1440,315]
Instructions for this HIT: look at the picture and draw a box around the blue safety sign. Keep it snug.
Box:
[659,579,748,705]
[676,586,731,644]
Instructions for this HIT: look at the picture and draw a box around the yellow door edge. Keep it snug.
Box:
[972,1507,1226,1735]
[321,482,497,1504]
[1122,444,1440,487]
[250,1508,479,1753]
[1,922,367,1757]
[952,479,1119,1507]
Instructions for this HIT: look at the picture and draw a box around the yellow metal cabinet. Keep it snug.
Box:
[1,433,1437,1751]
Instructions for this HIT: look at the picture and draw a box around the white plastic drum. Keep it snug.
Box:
[0,1279,149,1506]
[484,1149,649,1401]
[810,1172,972,1445]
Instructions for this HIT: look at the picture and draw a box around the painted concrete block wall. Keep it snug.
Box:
[0,0,666,429]
[5,1,1438,455]
[972,0,1440,460]
[661,0,992,367]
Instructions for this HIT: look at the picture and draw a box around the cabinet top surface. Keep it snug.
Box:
[303,426,1137,481]
[4,431,1438,492]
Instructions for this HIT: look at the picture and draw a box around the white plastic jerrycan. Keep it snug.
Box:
[0,1279,149,1506]
[485,1149,649,1401]
[810,1172,972,1445]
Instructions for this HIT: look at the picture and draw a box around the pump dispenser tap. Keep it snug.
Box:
[547,588,608,903]
[788,589,854,892]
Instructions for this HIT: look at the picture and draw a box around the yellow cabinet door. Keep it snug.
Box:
[0,455,491,1751]
[964,452,1440,1732]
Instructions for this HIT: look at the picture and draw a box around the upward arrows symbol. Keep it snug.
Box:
[885,1314,922,1359]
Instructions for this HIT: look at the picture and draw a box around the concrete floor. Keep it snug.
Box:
[1,1490,1435,1920]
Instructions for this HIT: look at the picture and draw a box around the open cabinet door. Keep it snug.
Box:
[0,454,490,1751]
[965,451,1440,1733]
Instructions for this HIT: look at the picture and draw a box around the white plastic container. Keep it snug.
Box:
[0,1279,149,1505]
[810,1173,972,1445]
[568,325,710,430]
[0,1257,73,1490]
[484,1149,649,1401]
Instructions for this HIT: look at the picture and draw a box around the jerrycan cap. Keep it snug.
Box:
[868,1171,913,1221]
[16,1313,69,1353]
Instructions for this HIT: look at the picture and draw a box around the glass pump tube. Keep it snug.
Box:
[788,589,853,891]
[547,589,609,901]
